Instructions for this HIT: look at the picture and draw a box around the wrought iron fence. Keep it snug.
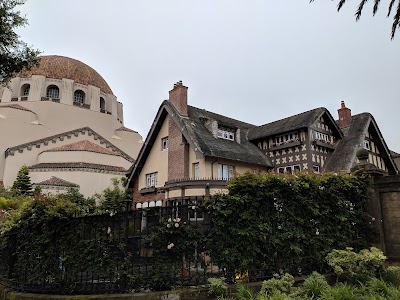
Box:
[0,196,333,295]
[0,197,222,294]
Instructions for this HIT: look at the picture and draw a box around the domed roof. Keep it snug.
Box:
[19,55,113,95]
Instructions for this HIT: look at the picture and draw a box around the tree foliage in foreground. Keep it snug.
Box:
[0,0,40,85]
[311,0,400,39]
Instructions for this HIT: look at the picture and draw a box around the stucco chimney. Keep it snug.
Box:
[169,81,188,116]
[338,100,352,128]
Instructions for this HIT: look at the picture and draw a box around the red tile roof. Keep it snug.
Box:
[0,104,35,113]
[43,140,120,156]
[19,55,113,95]
[29,162,127,173]
[35,176,78,187]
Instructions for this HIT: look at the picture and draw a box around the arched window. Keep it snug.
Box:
[74,90,85,104]
[100,97,105,112]
[20,84,30,96]
[47,85,60,99]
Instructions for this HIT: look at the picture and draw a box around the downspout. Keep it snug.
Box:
[211,158,219,180]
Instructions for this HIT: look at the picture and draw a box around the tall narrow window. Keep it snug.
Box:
[47,85,59,99]
[217,164,234,180]
[74,90,85,104]
[161,137,169,150]
[100,97,106,112]
[193,163,200,179]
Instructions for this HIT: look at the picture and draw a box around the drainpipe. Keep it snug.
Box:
[211,158,219,180]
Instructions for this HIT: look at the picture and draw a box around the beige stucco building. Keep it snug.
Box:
[0,55,143,197]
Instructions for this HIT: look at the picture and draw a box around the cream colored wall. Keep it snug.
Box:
[138,118,169,190]
[188,147,206,178]
[30,170,125,198]
[204,157,269,180]
[1,76,122,119]
[0,100,142,184]
[38,151,131,169]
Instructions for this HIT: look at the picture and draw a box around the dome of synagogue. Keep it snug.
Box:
[19,55,113,95]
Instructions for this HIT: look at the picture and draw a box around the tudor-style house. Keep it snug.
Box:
[126,82,398,206]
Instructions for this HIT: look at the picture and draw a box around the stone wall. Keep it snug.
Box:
[373,174,400,260]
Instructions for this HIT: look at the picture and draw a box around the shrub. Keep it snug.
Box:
[260,273,294,296]
[381,266,400,287]
[302,271,329,298]
[236,285,256,300]
[208,277,229,298]
[320,283,358,300]
[326,247,386,282]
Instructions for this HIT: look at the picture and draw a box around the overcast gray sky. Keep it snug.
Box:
[18,0,400,152]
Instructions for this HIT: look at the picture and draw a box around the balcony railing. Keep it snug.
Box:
[164,178,228,190]
[73,102,90,109]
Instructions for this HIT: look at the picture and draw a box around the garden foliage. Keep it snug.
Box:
[207,171,374,276]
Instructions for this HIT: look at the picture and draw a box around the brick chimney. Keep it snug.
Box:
[337,100,352,128]
[169,81,188,116]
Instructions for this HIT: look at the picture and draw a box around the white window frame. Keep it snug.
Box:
[217,129,235,141]
[363,140,371,151]
[312,165,320,173]
[161,137,169,150]
[217,164,234,180]
[145,172,158,188]
[274,132,299,145]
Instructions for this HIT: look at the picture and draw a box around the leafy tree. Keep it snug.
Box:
[0,0,40,85]
[96,178,129,212]
[12,165,32,195]
[311,0,400,39]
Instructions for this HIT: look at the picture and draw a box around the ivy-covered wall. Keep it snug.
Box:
[207,171,375,278]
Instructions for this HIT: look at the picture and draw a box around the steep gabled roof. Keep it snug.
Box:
[127,101,273,188]
[324,113,398,175]
[248,107,342,140]
[42,140,120,156]
[34,176,79,188]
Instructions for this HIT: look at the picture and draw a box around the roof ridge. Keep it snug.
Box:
[188,105,256,127]
[0,103,36,114]
[29,162,127,173]
[34,176,79,187]
[42,139,120,156]
[5,127,134,162]
[257,107,326,128]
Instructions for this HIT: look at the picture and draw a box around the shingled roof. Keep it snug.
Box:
[324,113,398,175]
[34,176,79,188]
[42,140,120,156]
[126,101,273,187]
[181,105,271,166]
[248,107,330,140]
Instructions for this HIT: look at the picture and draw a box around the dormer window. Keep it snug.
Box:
[217,126,235,141]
